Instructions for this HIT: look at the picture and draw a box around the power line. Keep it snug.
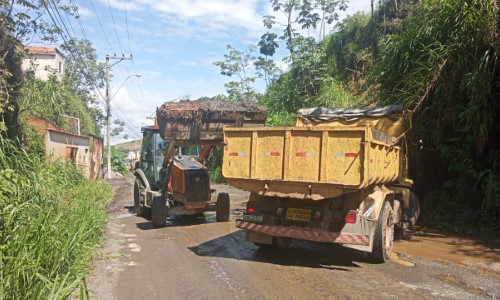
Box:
[107,0,124,55]
[123,0,132,54]
[45,1,146,144]
[121,0,150,118]
[89,0,115,54]
[45,2,107,105]
[70,0,88,40]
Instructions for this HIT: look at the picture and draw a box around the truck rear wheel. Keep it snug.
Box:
[151,196,166,227]
[371,201,394,263]
[134,178,150,218]
[273,237,291,250]
[408,192,420,229]
[216,192,230,222]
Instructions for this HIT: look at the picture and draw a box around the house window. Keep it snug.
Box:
[58,62,62,74]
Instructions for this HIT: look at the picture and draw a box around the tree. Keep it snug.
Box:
[262,0,347,54]
[18,74,99,135]
[254,56,280,88]
[59,38,106,135]
[111,119,128,139]
[316,0,348,39]
[213,44,258,101]
[0,0,81,139]
[60,38,106,103]
[0,19,23,139]
[256,33,281,88]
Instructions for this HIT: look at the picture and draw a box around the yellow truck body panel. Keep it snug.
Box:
[223,117,404,200]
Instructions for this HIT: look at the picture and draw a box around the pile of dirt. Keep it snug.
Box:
[157,97,267,121]
[156,97,268,143]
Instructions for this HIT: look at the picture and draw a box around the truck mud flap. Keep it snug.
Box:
[236,219,371,247]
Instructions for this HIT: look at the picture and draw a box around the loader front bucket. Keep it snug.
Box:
[156,97,268,145]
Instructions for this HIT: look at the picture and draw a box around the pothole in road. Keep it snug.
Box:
[390,252,415,267]
[437,273,491,298]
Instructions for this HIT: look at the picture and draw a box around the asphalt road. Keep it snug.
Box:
[87,177,500,300]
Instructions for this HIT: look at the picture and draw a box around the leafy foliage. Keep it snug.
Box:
[263,0,347,53]
[208,147,224,183]
[104,146,129,175]
[213,44,259,101]
[1,0,85,139]
[374,0,500,218]
[0,133,112,299]
[19,75,98,135]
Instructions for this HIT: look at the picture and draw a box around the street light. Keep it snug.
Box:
[110,74,141,100]
[106,73,141,179]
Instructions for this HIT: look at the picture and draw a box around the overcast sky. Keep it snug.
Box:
[68,0,371,143]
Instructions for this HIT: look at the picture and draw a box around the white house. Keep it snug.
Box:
[22,46,66,80]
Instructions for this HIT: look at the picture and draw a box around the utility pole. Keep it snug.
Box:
[106,54,133,179]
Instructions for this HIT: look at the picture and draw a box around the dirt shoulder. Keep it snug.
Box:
[393,229,499,271]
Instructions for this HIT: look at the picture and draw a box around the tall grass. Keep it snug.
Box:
[0,134,112,299]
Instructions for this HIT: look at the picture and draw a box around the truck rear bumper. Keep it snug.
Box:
[235,220,369,246]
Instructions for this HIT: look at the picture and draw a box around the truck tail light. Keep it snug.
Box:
[313,211,321,220]
[276,208,283,216]
[345,210,357,224]
[246,201,255,214]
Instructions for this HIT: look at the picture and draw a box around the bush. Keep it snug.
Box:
[0,133,112,299]
[104,146,129,175]
[208,146,224,183]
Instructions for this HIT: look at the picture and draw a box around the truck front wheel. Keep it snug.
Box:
[371,201,394,263]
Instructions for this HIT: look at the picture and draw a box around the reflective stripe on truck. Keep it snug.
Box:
[235,220,369,246]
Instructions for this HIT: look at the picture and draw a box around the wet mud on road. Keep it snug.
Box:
[88,178,499,299]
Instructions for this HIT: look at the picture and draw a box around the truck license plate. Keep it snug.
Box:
[242,214,263,223]
[286,208,311,221]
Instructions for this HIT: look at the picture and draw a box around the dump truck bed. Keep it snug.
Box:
[222,121,403,200]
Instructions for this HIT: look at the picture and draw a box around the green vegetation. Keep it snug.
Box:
[208,147,224,183]
[0,133,112,299]
[373,0,500,234]
[19,74,98,135]
[0,2,116,298]
[105,146,129,176]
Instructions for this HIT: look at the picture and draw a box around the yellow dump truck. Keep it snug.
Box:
[224,105,419,262]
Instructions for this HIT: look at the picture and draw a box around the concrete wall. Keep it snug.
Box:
[28,117,104,180]
[46,131,91,178]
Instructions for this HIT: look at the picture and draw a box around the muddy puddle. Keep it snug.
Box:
[393,229,499,267]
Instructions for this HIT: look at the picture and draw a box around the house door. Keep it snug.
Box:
[65,147,78,164]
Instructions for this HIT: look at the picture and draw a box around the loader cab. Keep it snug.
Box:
[139,127,202,190]
[177,145,201,159]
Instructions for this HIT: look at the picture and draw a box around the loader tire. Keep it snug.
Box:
[371,201,394,263]
[216,192,230,222]
[134,178,150,218]
[151,196,166,227]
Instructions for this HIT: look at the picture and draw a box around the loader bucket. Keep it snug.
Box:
[156,97,268,145]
